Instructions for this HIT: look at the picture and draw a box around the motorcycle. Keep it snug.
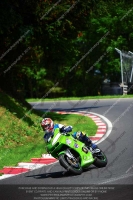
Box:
[46,128,107,175]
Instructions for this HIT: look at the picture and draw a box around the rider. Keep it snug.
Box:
[41,118,99,153]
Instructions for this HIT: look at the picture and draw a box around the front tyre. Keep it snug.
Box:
[59,154,82,175]
[93,150,107,168]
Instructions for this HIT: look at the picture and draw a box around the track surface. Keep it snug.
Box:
[0,98,133,186]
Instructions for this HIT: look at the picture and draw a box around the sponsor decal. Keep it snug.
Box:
[82,146,88,153]
[74,143,79,148]
[66,139,72,145]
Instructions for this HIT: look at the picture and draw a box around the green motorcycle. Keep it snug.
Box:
[46,128,107,175]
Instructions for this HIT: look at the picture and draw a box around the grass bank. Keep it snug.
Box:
[0,92,97,170]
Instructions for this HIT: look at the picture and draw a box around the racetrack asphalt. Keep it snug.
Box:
[0,98,133,199]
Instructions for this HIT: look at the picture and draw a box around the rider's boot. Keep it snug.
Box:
[89,143,101,154]
[83,136,101,154]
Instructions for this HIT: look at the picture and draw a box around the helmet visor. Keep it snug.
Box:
[43,124,50,130]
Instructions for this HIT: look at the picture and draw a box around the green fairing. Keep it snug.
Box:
[46,128,95,168]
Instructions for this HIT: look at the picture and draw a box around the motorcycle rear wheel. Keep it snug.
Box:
[59,154,83,175]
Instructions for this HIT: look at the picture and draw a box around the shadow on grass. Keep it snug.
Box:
[0,91,35,126]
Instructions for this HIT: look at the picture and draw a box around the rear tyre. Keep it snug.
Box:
[93,150,107,168]
[59,154,82,175]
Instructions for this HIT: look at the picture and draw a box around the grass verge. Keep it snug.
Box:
[0,91,97,170]
[26,94,133,102]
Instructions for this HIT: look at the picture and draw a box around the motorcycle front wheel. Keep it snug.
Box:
[93,150,108,168]
[59,154,83,175]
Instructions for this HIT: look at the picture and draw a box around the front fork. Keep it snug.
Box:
[58,149,78,162]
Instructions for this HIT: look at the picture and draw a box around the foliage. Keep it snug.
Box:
[0,0,133,98]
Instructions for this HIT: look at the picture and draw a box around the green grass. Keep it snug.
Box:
[0,91,97,170]
[0,142,45,169]
[26,94,133,102]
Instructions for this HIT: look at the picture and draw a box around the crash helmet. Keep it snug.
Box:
[41,118,54,134]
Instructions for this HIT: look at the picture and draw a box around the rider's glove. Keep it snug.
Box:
[64,126,73,132]
[60,126,73,133]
